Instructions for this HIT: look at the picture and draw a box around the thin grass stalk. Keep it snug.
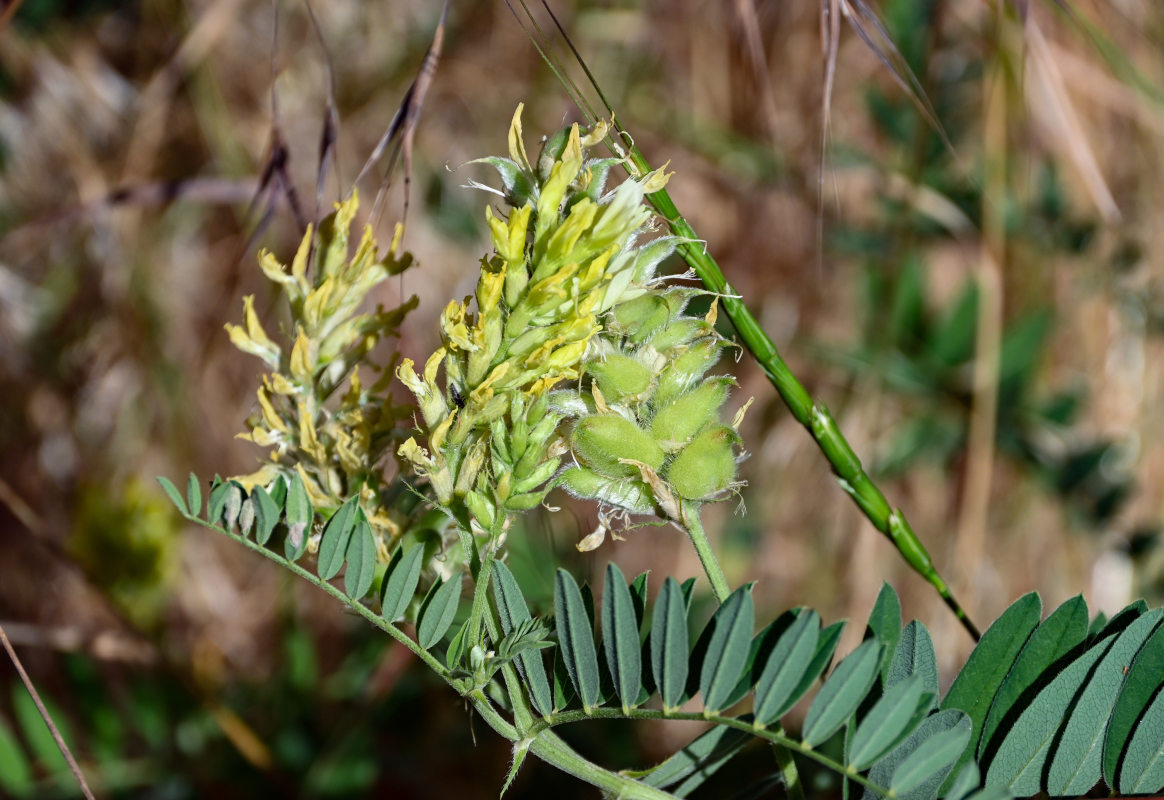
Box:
[0,623,98,800]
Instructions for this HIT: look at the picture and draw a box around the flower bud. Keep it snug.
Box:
[571,415,665,479]
[665,426,740,501]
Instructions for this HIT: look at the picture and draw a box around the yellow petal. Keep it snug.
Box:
[290,326,314,383]
[297,400,326,463]
[231,463,281,492]
[507,103,532,173]
[257,386,289,433]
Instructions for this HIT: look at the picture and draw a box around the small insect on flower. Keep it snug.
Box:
[450,384,467,409]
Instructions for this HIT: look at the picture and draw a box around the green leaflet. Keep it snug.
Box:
[890,719,973,797]
[1046,607,1164,795]
[157,476,188,516]
[380,544,424,623]
[639,724,751,792]
[866,583,902,684]
[1119,687,1164,793]
[283,471,313,562]
[207,479,232,526]
[493,561,554,718]
[651,576,689,713]
[887,621,938,706]
[978,594,1088,760]
[944,762,981,800]
[1105,614,1164,786]
[446,619,470,672]
[793,621,845,706]
[700,584,755,715]
[555,569,601,712]
[941,591,1040,788]
[753,608,821,728]
[602,563,642,713]
[343,516,376,599]
[863,709,969,800]
[848,672,932,770]
[417,574,463,650]
[250,484,281,545]
[803,638,882,747]
[722,609,799,711]
[552,645,578,712]
[316,496,359,581]
[186,472,202,518]
[984,630,1118,794]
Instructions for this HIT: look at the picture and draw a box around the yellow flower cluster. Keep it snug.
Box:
[397,105,671,537]
[227,192,417,539]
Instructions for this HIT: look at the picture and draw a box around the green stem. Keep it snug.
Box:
[625,141,979,642]
[772,736,807,800]
[467,513,506,650]
[541,708,892,799]
[679,504,731,604]
[527,730,678,800]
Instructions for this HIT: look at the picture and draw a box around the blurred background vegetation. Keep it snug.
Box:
[1,0,1163,796]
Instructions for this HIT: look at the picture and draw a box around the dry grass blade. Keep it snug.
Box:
[0,623,97,800]
[353,0,450,230]
[841,0,953,154]
[304,0,341,220]
[1025,14,1120,223]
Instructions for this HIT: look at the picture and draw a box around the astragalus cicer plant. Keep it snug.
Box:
[162,108,1164,800]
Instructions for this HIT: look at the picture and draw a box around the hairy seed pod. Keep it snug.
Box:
[571,415,665,479]
[643,318,708,353]
[650,379,731,448]
[653,339,723,408]
[589,354,652,401]
[665,426,740,500]
[557,467,658,515]
[612,295,671,342]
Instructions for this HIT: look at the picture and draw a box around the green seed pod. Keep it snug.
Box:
[505,489,550,512]
[653,338,723,408]
[650,379,732,448]
[612,295,670,342]
[557,467,658,515]
[464,489,495,529]
[571,415,665,479]
[643,318,708,353]
[588,354,652,401]
[665,426,740,500]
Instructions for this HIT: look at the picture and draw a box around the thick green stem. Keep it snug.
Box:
[543,708,892,799]
[622,141,979,641]
[679,504,731,604]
